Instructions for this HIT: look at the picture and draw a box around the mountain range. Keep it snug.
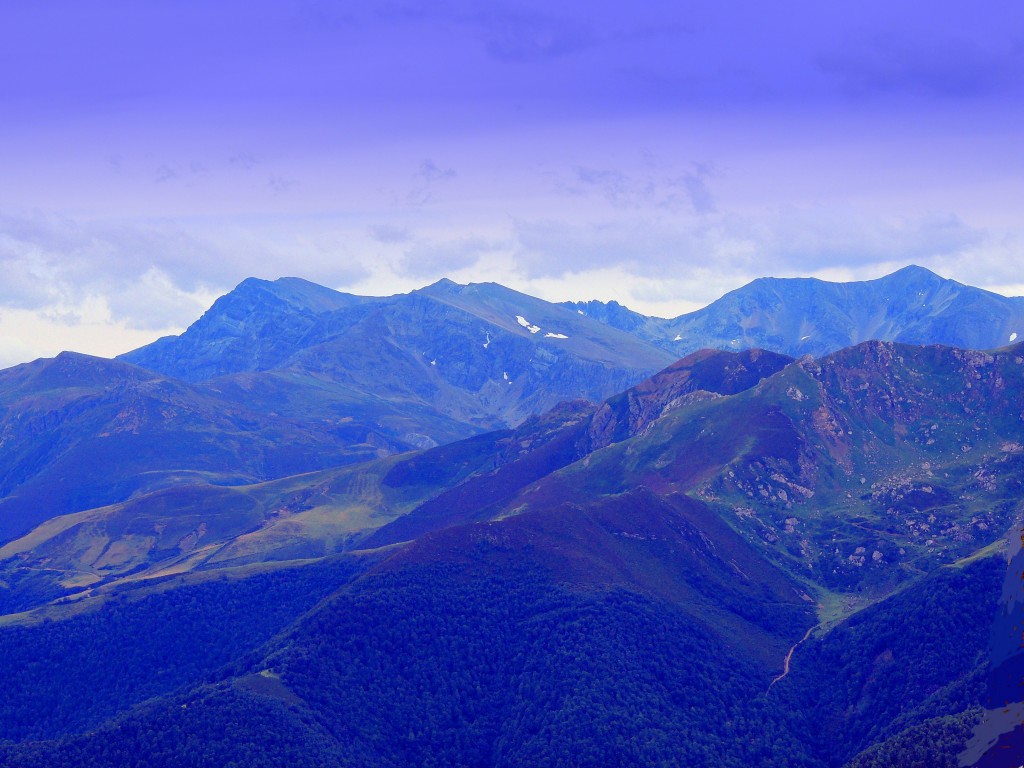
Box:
[2,264,1018,549]
[121,275,675,433]
[565,264,1024,357]
[0,265,1021,766]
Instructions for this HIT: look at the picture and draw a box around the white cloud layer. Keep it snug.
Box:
[0,192,1020,371]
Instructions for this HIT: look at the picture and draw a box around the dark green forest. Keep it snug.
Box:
[0,556,363,743]
[0,552,1003,767]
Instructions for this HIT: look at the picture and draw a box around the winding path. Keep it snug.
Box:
[767,624,817,692]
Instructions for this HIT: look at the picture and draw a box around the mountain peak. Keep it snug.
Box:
[1,351,157,394]
[118,277,364,381]
[230,276,355,313]
[890,264,934,276]
[878,264,945,285]
[424,277,462,290]
[49,350,145,374]
[417,277,470,298]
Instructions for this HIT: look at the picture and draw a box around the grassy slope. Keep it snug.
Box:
[0,429,508,613]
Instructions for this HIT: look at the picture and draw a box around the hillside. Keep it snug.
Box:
[0,348,794,610]
[0,500,1005,767]
[0,352,393,545]
[370,340,1024,598]
[1,270,1023,765]
[7,339,1023,617]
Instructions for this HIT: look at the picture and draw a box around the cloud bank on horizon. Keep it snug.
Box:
[0,0,1021,367]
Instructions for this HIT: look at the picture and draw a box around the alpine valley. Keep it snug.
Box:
[0,265,1021,767]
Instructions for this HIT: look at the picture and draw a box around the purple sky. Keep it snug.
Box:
[1,0,1022,366]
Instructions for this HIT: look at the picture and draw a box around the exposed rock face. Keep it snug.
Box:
[584,348,792,452]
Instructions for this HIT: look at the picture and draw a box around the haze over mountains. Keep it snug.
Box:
[0,265,1021,766]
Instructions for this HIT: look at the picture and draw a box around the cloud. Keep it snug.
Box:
[512,217,699,279]
[303,1,597,63]
[0,244,59,310]
[736,208,986,272]
[682,165,716,215]
[228,152,259,171]
[0,335,38,370]
[477,7,592,63]
[510,207,994,284]
[560,162,717,214]
[396,159,459,207]
[154,161,211,186]
[368,223,414,244]
[568,167,631,207]
[398,235,507,279]
[929,230,1024,292]
[0,212,223,300]
[817,32,1023,100]
[415,159,457,183]
[505,203,1022,320]
[268,175,298,195]
[155,165,179,184]
[0,212,369,330]
[104,269,210,331]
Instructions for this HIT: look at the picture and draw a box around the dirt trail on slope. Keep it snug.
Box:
[767,624,817,692]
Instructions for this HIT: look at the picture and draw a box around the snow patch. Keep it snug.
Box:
[1011,332,1018,342]
[544,332,568,339]
[577,309,584,315]
[673,334,683,342]
[430,359,436,366]
[483,331,491,349]
[800,335,811,341]
[516,315,541,334]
